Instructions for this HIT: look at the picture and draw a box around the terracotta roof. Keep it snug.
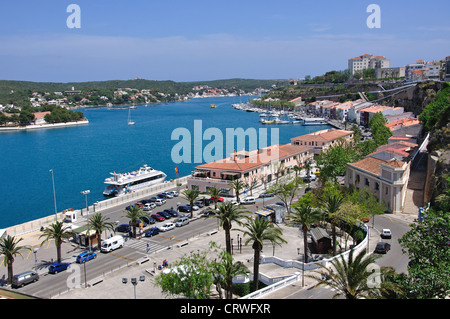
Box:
[349,156,406,175]
[196,144,311,172]
[33,111,51,119]
[291,129,353,143]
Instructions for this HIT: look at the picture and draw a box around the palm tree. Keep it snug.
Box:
[182,189,200,218]
[229,179,246,203]
[321,193,344,255]
[309,249,381,299]
[0,235,30,285]
[208,187,222,210]
[288,204,322,263]
[241,217,287,291]
[88,213,115,251]
[214,202,248,255]
[123,205,147,238]
[212,248,248,299]
[39,221,73,263]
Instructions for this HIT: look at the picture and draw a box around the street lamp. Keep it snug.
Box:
[122,276,145,299]
[81,190,91,251]
[49,169,58,221]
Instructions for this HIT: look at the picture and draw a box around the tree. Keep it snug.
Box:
[320,191,344,256]
[87,213,116,251]
[288,203,322,263]
[182,189,200,218]
[268,176,302,214]
[39,221,73,263]
[309,249,383,299]
[398,209,450,298]
[240,217,286,291]
[210,242,248,299]
[154,248,214,299]
[214,202,248,255]
[369,112,392,146]
[0,235,30,285]
[208,187,223,210]
[122,205,147,238]
[229,179,246,203]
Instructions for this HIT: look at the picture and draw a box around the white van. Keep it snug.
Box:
[241,197,256,205]
[101,235,124,253]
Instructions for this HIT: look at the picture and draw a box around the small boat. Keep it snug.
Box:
[210,104,216,108]
[302,118,327,125]
[128,108,135,125]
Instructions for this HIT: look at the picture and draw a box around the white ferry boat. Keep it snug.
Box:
[302,118,327,125]
[103,164,167,197]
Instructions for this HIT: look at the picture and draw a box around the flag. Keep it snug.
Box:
[175,166,179,174]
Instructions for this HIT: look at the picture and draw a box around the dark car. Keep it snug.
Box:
[197,198,213,206]
[145,227,160,237]
[125,204,135,211]
[202,210,216,217]
[48,262,70,274]
[164,209,178,217]
[374,242,391,254]
[116,224,131,233]
[141,216,154,225]
[151,214,165,222]
[177,205,191,213]
[194,200,205,208]
[158,211,172,219]
[149,196,158,202]
[259,192,274,198]
[157,193,168,199]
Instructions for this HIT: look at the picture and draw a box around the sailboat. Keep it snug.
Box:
[128,107,135,125]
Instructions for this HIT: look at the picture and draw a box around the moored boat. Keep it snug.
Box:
[103,164,166,197]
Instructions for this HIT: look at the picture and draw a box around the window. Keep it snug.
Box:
[385,187,389,195]
[375,182,379,191]
[365,178,370,187]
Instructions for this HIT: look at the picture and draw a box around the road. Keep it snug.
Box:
[281,214,411,299]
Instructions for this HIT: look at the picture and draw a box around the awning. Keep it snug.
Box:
[255,208,274,217]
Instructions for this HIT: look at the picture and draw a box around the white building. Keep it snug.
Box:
[348,54,390,75]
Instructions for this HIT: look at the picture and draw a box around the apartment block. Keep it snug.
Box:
[348,54,390,75]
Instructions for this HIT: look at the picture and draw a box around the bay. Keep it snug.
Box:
[0,96,330,228]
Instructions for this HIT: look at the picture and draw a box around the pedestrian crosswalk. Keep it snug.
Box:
[125,238,165,254]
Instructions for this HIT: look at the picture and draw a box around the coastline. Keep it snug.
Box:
[0,120,89,132]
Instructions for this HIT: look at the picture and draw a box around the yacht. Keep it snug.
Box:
[302,117,327,125]
[103,164,167,197]
[128,107,135,125]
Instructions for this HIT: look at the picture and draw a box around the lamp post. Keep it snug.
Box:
[81,190,91,251]
[122,276,145,299]
[49,169,58,221]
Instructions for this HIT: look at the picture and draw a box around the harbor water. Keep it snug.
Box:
[0,96,330,228]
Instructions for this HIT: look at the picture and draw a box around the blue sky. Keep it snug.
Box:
[0,0,449,82]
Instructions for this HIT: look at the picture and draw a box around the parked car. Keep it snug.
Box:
[155,198,166,206]
[48,262,70,274]
[177,205,191,213]
[374,242,391,254]
[186,204,199,211]
[161,192,174,198]
[169,191,179,197]
[241,196,256,205]
[151,213,165,222]
[158,211,172,219]
[202,210,216,217]
[12,271,39,288]
[116,224,131,233]
[303,174,317,182]
[76,252,97,263]
[210,196,224,202]
[164,209,178,217]
[194,200,205,208]
[197,198,213,206]
[135,202,144,207]
[145,227,160,237]
[141,216,154,225]
[160,222,175,232]
[175,216,190,227]
[259,192,274,198]
[143,203,156,211]
[149,196,158,202]
[380,229,392,239]
[125,204,135,211]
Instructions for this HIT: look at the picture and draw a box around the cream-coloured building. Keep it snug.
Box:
[187,144,313,196]
[348,54,390,75]
[290,129,354,154]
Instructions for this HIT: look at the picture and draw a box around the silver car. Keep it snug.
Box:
[175,216,189,227]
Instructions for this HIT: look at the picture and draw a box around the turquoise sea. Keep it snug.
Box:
[0,96,330,228]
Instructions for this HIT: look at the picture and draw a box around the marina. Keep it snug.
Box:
[0,96,331,229]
